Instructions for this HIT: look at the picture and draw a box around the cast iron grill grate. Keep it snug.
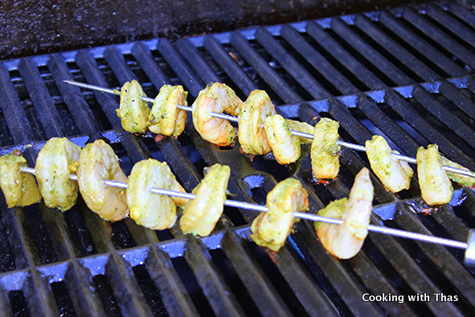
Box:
[0,1,475,316]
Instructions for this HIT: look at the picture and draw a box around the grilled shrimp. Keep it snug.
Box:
[311,118,340,180]
[35,137,81,211]
[238,90,276,155]
[192,83,243,146]
[264,114,301,164]
[440,156,475,187]
[127,159,187,230]
[0,152,41,208]
[285,119,314,144]
[116,80,150,134]
[316,168,373,259]
[77,140,129,221]
[180,164,230,236]
[366,135,413,193]
[148,85,188,137]
[417,145,453,206]
[251,178,309,252]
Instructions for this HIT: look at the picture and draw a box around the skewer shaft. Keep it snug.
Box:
[20,166,467,250]
[65,80,475,179]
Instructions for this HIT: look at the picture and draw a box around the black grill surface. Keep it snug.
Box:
[1,1,475,316]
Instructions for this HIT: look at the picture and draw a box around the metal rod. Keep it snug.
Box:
[20,166,468,250]
[64,80,475,179]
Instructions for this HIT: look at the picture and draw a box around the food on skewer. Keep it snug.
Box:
[316,167,373,259]
[417,145,453,206]
[251,178,309,252]
[192,83,243,146]
[238,90,276,155]
[127,159,187,230]
[264,114,301,164]
[440,156,475,187]
[180,164,231,236]
[116,80,150,134]
[311,118,341,180]
[35,137,81,211]
[77,139,129,221]
[0,151,41,208]
[284,119,314,144]
[148,85,188,137]
[365,135,414,193]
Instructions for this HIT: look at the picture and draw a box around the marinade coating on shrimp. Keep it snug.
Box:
[35,137,81,211]
[192,83,243,146]
[238,90,276,155]
[417,145,453,206]
[264,114,301,164]
[127,159,187,230]
[311,118,340,180]
[149,85,187,137]
[180,164,230,236]
[316,167,373,259]
[77,140,129,221]
[116,80,150,134]
[366,135,413,193]
[285,119,314,144]
[0,152,41,208]
[251,178,309,252]
[440,156,475,187]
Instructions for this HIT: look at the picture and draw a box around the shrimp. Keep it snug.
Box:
[35,137,81,211]
[148,85,188,137]
[316,167,373,259]
[251,178,309,252]
[264,114,301,164]
[127,159,187,230]
[285,119,314,144]
[192,83,243,146]
[366,135,413,193]
[417,145,453,206]
[238,90,276,155]
[0,151,41,208]
[311,118,340,180]
[180,164,230,236]
[76,140,129,221]
[440,156,475,187]
[116,80,150,134]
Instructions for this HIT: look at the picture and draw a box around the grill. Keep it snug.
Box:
[1,1,475,316]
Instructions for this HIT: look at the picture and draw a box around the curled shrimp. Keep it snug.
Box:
[77,140,129,221]
[116,80,150,134]
[417,144,453,206]
[251,178,309,252]
[192,83,243,146]
[0,151,41,208]
[311,118,340,180]
[35,137,81,211]
[127,159,187,230]
[264,114,301,164]
[316,167,373,259]
[238,90,276,155]
[148,85,188,137]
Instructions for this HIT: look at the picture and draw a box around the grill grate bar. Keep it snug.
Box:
[330,17,413,87]
[0,63,34,145]
[438,81,475,121]
[255,27,332,100]
[131,43,169,88]
[443,2,475,29]
[355,14,439,82]
[47,54,100,135]
[230,31,303,104]
[378,10,466,78]
[176,39,221,85]
[307,21,385,90]
[401,8,475,70]
[280,24,359,95]
[203,35,257,96]
[17,58,65,139]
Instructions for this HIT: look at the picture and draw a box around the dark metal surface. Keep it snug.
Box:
[0,1,475,316]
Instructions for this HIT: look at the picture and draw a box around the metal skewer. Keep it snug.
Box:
[64,80,475,179]
[19,166,470,251]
